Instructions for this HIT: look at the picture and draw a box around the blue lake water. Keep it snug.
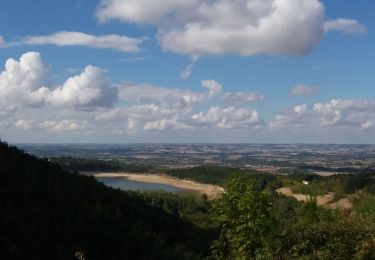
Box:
[96,177,183,193]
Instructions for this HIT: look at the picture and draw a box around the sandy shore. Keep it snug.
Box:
[94,172,224,200]
[315,171,337,177]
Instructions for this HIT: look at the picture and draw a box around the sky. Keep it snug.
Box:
[0,0,374,143]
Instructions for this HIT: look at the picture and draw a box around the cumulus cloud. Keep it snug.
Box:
[143,118,190,131]
[119,80,223,109]
[126,118,139,133]
[192,106,262,129]
[0,52,47,91]
[96,104,179,122]
[97,0,198,24]
[290,84,319,96]
[201,80,222,97]
[361,121,375,130]
[0,52,118,112]
[3,52,373,141]
[98,79,252,133]
[119,83,205,109]
[0,52,49,109]
[22,31,144,52]
[15,119,34,131]
[97,0,325,56]
[294,104,307,114]
[312,99,375,126]
[39,120,89,132]
[95,105,193,134]
[48,65,118,110]
[332,99,375,111]
[99,79,224,133]
[128,104,180,119]
[271,99,375,130]
[324,19,367,35]
[223,92,264,104]
[312,102,342,125]
[95,103,264,134]
[94,103,189,134]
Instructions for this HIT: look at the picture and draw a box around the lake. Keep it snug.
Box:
[96,177,183,193]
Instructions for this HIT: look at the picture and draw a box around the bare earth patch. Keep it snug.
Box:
[94,172,224,200]
[276,187,311,202]
[276,187,352,210]
[326,198,353,210]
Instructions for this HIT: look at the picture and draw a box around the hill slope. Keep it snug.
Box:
[0,141,212,259]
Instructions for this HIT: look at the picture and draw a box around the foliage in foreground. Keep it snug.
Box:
[211,175,273,259]
[210,175,375,259]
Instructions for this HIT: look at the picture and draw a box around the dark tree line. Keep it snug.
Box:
[0,141,214,259]
[50,157,151,173]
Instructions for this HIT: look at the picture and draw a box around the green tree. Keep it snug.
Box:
[211,174,273,259]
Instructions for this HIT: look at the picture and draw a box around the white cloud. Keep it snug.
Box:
[94,100,199,134]
[128,104,178,120]
[97,0,198,24]
[22,31,144,52]
[290,84,319,96]
[0,36,6,48]
[223,92,264,104]
[94,104,181,130]
[97,0,325,56]
[361,121,375,130]
[0,52,49,109]
[95,104,192,134]
[333,99,375,111]
[143,118,190,131]
[180,56,199,80]
[0,52,118,112]
[312,99,375,126]
[15,119,34,131]
[192,106,262,129]
[201,80,222,97]
[97,79,264,134]
[180,64,193,80]
[119,81,222,109]
[3,52,374,141]
[324,19,367,35]
[48,65,118,110]
[313,102,342,125]
[39,119,89,132]
[271,99,375,130]
[294,104,307,114]
[120,83,203,109]
[126,118,139,133]
[0,52,47,92]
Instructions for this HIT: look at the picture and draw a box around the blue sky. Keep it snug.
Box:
[0,0,374,143]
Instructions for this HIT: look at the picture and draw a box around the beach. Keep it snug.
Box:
[94,172,224,200]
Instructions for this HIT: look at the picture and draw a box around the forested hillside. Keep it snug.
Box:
[0,141,214,259]
[1,141,375,259]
